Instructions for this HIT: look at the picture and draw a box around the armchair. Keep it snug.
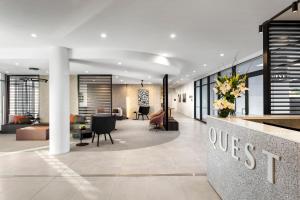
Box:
[91,115,116,146]
[137,106,150,120]
[150,111,165,128]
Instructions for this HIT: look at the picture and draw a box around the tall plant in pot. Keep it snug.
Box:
[213,74,248,118]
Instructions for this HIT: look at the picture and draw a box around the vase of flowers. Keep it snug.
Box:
[213,74,248,118]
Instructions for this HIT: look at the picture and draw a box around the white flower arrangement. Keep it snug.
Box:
[213,74,248,117]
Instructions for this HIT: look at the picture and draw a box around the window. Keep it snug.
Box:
[237,56,263,75]
[194,56,264,122]
[195,81,200,120]
[209,74,218,116]
[248,75,264,115]
[201,78,208,121]
[0,73,5,127]
[220,68,233,77]
[8,75,40,118]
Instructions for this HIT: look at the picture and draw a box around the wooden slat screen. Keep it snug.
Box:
[78,75,112,123]
[268,21,300,114]
[8,75,40,118]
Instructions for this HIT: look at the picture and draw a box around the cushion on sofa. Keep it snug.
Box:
[70,114,75,124]
[8,115,31,124]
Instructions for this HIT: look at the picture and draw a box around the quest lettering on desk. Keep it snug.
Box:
[208,127,281,184]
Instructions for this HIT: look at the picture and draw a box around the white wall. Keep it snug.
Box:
[126,84,161,119]
[39,75,78,123]
[171,81,194,118]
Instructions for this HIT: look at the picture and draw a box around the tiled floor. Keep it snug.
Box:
[0,113,220,200]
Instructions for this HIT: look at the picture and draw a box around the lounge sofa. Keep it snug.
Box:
[1,115,34,133]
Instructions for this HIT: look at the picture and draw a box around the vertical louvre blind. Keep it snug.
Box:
[78,75,112,123]
[9,75,40,117]
[269,21,300,114]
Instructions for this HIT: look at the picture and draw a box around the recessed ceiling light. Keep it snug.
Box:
[193,70,196,73]
[180,78,184,81]
[117,62,122,65]
[15,62,19,66]
[31,33,37,38]
[100,33,107,38]
[203,64,207,67]
[120,80,123,82]
[170,33,177,39]
[85,71,89,73]
[161,53,169,57]
[220,53,225,57]
[148,75,151,79]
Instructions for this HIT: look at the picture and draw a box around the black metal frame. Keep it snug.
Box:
[263,23,271,115]
[162,74,168,130]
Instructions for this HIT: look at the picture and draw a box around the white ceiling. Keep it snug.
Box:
[0,0,296,86]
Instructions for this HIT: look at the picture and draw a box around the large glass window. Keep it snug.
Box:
[220,68,233,77]
[248,75,264,115]
[235,95,246,116]
[8,75,40,118]
[0,73,5,127]
[209,74,218,116]
[201,78,208,121]
[193,56,264,122]
[195,81,200,120]
[237,56,263,75]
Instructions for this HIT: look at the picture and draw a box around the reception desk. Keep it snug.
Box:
[207,116,300,200]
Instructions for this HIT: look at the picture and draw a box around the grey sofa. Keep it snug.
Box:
[1,124,32,134]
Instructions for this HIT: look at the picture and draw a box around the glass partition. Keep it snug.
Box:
[194,55,264,122]
[195,81,200,120]
[209,74,218,116]
[248,75,263,115]
[201,78,208,121]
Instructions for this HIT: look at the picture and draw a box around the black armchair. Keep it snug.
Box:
[138,106,150,120]
[91,115,116,146]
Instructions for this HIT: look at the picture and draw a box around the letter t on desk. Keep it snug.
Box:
[262,150,281,184]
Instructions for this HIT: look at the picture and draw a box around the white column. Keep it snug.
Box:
[49,47,70,155]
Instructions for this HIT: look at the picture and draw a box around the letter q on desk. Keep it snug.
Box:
[209,127,217,149]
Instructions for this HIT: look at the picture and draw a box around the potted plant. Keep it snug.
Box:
[213,74,248,118]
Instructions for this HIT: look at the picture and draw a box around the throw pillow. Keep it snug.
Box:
[70,114,75,124]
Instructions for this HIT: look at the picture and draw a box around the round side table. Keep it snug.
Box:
[76,129,92,146]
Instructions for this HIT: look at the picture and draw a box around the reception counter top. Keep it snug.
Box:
[207,116,300,200]
[214,115,300,143]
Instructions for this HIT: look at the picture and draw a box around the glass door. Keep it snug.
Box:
[248,75,263,115]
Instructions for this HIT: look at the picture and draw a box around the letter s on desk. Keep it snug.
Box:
[244,143,256,170]
[208,127,217,149]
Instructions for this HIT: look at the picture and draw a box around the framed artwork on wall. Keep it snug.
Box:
[178,94,181,103]
[138,89,149,106]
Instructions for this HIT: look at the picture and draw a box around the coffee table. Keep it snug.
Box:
[16,126,49,140]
